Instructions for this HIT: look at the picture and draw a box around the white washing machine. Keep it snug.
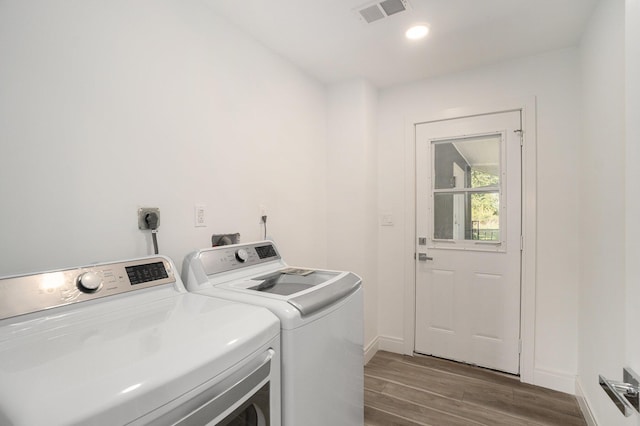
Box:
[182,241,364,426]
[0,255,281,425]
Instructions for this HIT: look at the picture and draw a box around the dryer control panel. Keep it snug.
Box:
[197,241,281,276]
[0,257,176,320]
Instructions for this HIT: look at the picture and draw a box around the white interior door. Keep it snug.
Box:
[414,111,522,374]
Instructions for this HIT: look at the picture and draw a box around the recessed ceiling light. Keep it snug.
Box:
[405,25,429,40]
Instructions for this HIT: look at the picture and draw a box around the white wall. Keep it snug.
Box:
[577,0,634,424]
[377,49,582,392]
[0,0,328,275]
[327,80,379,356]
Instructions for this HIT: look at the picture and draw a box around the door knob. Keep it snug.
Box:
[418,253,433,261]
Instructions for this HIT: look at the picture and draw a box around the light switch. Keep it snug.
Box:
[381,214,394,226]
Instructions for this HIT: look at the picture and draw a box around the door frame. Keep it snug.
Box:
[402,97,537,384]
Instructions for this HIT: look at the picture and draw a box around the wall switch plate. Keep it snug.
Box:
[138,207,160,230]
[381,213,394,226]
[194,204,206,227]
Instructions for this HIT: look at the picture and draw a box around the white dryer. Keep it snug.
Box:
[0,255,281,425]
[182,241,364,426]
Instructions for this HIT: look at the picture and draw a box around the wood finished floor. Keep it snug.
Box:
[364,351,587,426]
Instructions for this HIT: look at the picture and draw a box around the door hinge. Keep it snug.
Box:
[518,340,522,354]
[520,235,524,251]
[514,129,523,146]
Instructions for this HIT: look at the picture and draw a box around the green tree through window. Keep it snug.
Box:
[471,169,499,240]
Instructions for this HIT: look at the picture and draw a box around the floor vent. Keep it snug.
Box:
[356,0,409,24]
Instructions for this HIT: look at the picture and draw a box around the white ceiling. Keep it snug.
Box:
[204,0,599,88]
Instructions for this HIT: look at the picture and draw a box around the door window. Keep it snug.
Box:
[431,133,503,245]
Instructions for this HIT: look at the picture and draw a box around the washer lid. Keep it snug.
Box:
[248,270,340,295]
[249,270,361,316]
[286,272,361,316]
[0,292,279,426]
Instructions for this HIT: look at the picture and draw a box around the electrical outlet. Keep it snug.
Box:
[194,204,206,227]
[259,204,267,223]
[138,207,160,230]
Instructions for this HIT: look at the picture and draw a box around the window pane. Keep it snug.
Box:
[431,133,503,243]
[433,191,500,241]
[433,134,501,190]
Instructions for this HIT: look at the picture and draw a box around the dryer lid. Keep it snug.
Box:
[0,292,279,425]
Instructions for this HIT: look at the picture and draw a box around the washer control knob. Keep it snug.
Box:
[77,271,102,293]
[235,248,249,263]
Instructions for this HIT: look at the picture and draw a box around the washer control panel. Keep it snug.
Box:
[0,257,176,320]
[198,241,281,276]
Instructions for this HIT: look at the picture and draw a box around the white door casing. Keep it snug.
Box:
[414,110,522,374]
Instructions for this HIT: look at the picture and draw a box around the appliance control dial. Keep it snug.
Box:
[77,271,102,293]
[235,248,249,263]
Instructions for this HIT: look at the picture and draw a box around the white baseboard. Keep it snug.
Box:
[378,335,405,354]
[364,337,379,364]
[575,376,598,426]
[533,367,576,394]
[364,336,406,364]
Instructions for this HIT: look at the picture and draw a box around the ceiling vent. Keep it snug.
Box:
[356,0,409,24]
